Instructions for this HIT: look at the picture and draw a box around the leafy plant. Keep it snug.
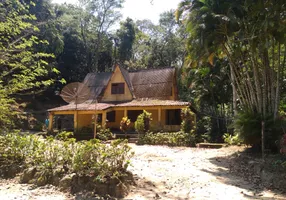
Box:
[180,108,195,133]
[223,133,242,145]
[120,117,131,133]
[137,131,197,147]
[232,110,285,150]
[96,125,114,141]
[135,110,152,134]
[0,132,134,184]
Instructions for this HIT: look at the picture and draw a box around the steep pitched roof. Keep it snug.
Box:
[83,72,112,101]
[81,66,176,101]
[119,66,134,95]
[129,67,175,99]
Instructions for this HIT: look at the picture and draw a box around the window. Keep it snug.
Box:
[107,111,116,122]
[166,109,181,125]
[111,83,125,94]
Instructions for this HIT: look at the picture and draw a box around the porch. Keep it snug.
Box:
[48,106,187,135]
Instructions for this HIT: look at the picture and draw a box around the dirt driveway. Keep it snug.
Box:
[0,144,285,200]
[126,144,285,200]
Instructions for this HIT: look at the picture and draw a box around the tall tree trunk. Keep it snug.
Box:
[230,66,237,116]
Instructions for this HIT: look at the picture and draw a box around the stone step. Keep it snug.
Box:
[197,143,226,149]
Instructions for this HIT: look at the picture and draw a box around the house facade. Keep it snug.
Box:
[48,65,191,133]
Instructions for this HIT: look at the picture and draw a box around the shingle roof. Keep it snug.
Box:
[48,100,189,112]
[48,102,114,111]
[83,72,112,101]
[129,67,175,99]
[115,99,189,107]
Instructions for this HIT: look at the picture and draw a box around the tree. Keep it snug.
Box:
[126,11,187,69]
[177,0,286,146]
[0,0,57,128]
[117,18,136,63]
[80,0,124,72]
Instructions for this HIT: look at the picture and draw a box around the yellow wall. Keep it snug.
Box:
[102,66,133,102]
[78,114,93,128]
[105,108,170,131]
[74,106,188,132]
[107,110,124,129]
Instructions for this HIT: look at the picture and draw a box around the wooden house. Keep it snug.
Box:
[48,66,191,133]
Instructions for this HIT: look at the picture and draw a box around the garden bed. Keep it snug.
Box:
[0,132,134,198]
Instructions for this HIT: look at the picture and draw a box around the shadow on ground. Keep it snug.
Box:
[126,176,189,200]
[203,147,286,199]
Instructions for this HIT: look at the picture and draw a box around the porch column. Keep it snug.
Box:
[48,112,54,132]
[74,111,78,132]
[124,107,127,117]
[158,107,162,121]
[158,107,162,129]
[102,111,107,128]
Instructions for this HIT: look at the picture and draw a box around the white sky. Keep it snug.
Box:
[52,0,181,24]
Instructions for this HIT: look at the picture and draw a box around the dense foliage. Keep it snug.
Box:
[120,117,131,133]
[134,110,152,134]
[0,132,133,183]
[137,131,197,147]
[177,0,286,147]
[0,1,60,129]
[180,108,195,133]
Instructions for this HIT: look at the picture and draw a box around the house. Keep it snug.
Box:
[48,65,191,134]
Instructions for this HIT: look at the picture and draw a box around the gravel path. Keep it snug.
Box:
[0,145,285,200]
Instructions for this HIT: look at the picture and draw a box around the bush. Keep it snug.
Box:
[135,110,152,134]
[120,117,131,133]
[223,133,242,145]
[96,125,114,141]
[181,108,195,133]
[233,110,285,150]
[137,131,197,147]
[0,132,133,184]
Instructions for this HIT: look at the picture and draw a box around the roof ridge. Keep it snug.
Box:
[128,66,175,73]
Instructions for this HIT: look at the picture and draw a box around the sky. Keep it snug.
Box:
[52,0,181,24]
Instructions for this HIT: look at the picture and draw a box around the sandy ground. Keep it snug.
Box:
[0,144,285,200]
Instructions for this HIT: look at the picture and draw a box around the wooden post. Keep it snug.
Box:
[102,111,107,128]
[158,107,162,130]
[124,107,127,117]
[74,111,78,133]
[48,112,54,133]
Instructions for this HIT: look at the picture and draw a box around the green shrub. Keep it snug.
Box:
[135,110,152,134]
[137,131,197,147]
[0,132,133,184]
[232,110,285,150]
[223,133,242,145]
[96,125,114,141]
[181,108,195,133]
[72,139,133,181]
[120,117,131,133]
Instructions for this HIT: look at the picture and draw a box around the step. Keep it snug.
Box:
[197,143,226,149]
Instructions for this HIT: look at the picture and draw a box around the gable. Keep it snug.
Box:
[101,66,133,102]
